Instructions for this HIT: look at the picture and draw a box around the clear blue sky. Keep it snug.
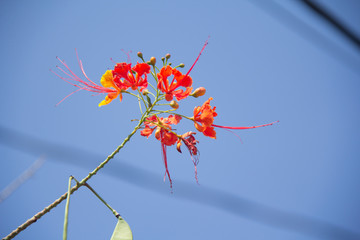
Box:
[1,0,360,239]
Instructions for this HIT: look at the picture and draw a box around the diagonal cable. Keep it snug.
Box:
[298,0,360,51]
[251,0,360,74]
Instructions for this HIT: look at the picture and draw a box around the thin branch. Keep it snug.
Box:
[3,95,161,240]
[83,182,121,219]
[2,122,142,240]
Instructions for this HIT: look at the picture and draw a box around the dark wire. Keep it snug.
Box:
[251,0,360,75]
[298,0,360,51]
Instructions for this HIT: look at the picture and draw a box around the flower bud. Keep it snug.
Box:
[190,87,206,98]
[155,127,161,140]
[176,140,182,153]
[161,57,165,62]
[165,53,171,59]
[137,52,143,58]
[150,57,156,66]
[178,63,185,68]
[170,100,179,109]
[142,89,149,95]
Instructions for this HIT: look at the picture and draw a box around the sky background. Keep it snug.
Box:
[1,0,360,239]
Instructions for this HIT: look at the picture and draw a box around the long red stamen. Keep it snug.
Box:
[185,38,209,77]
[76,50,98,86]
[55,88,82,107]
[212,121,279,130]
[53,55,118,105]
[160,133,172,189]
[121,49,132,63]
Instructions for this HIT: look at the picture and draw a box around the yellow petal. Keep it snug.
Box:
[98,99,108,107]
[194,122,204,132]
[98,92,118,107]
[100,70,115,88]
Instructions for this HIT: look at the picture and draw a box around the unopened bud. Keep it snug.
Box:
[170,100,179,109]
[165,53,171,59]
[190,87,206,98]
[150,57,156,66]
[178,63,185,68]
[161,57,165,62]
[146,61,151,65]
[155,127,161,139]
[142,89,149,95]
[176,140,182,153]
[137,52,143,59]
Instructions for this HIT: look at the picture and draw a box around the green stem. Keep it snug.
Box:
[147,83,157,93]
[83,181,120,219]
[155,103,171,106]
[151,109,176,114]
[123,91,141,99]
[138,96,143,114]
[62,176,73,240]
[174,113,193,121]
[137,89,148,110]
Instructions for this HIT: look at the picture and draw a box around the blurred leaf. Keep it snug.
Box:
[110,217,133,240]
[146,95,152,108]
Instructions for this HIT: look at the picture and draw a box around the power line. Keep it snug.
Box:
[251,0,360,74]
[298,0,360,51]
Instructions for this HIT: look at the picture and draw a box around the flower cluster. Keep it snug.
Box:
[54,41,278,188]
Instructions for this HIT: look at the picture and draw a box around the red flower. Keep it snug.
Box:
[141,115,181,145]
[140,114,182,188]
[193,98,278,138]
[156,39,208,102]
[157,65,193,101]
[53,55,151,106]
[177,131,200,183]
[113,62,151,92]
[193,97,218,138]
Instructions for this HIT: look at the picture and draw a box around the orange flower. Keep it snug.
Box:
[193,97,218,139]
[157,65,193,101]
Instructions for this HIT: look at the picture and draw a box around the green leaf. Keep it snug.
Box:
[146,95,152,108]
[110,217,133,240]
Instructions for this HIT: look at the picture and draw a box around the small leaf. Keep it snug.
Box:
[110,217,133,240]
[146,95,152,108]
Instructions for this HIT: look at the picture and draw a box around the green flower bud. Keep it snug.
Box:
[190,87,206,98]
[150,57,156,66]
[170,100,179,109]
